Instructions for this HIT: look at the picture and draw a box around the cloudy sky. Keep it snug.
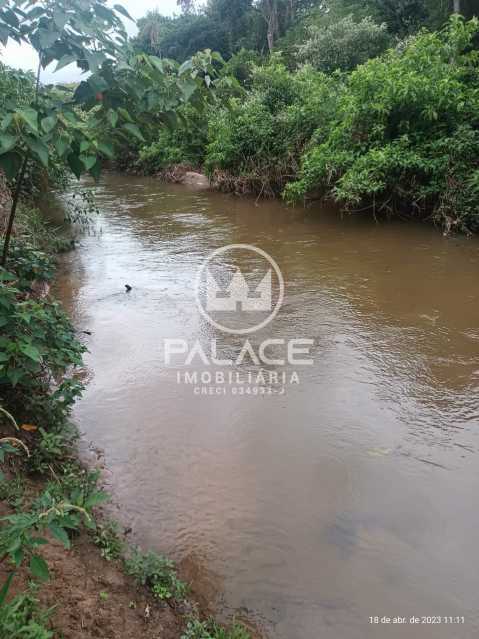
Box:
[0,0,190,83]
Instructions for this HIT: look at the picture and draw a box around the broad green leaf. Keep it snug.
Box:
[107,109,118,128]
[0,270,16,281]
[38,28,59,49]
[19,342,42,362]
[179,79,197,102]
[117,107,132,122]
[25,137,49,167]
[178,59,193,75]
[161,111,177,130]
[0,573,14,606]
[80,155,96,170]
[122,123,144,142]
[0,24,8,47]
[97,142,114,159]
[1,113,13,131]
[55,136,69,157]
[73,81,95,104]
[67,152,83,179]
[149,56,164,72]
[84,490,110,509]
[29,554,50,582]
[79,140,90,153]
[85,51,106,73]
[0,133,17,154]
[88,74,109,94]
[114,4,134,21]
[41,115,56,134]
[17,107,38,133]
[53,7,68,30]
[55,54,77,72]
[2,8,19,28]
[89,159,102,182]
[12,548,24,567]
[27,6,44,20]
[0,152,22,180]
[48,522,71,549]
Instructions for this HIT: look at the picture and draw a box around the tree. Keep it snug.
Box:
[255,0,320,52]
[298,15,390,72]
[177,0,196,13]
[367,0,428,35]
[0,0,215,265]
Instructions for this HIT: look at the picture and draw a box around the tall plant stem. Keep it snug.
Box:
[1,154,29,267]
[1,56,42,267]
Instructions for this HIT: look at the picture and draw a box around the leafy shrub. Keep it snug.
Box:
[297,15,390,73]
[286,16,479,232]
[181,619,251,639]
[125,548,187,601]
[0,272,85,427]
[36,463,108,515]
[28,425,78,474]
[94,519,124,561]
[205,60,341,195]
[13,206,71,255]
[0,225,86,428]
[0,589,52,639]
[221,49,264,89]
[0,475,105,590]
[0,472,24,509]
[136,105,208,174]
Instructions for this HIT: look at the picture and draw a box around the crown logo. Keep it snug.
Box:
[206,268,272,312]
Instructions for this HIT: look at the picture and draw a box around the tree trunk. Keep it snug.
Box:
[453,0,461,13]
[1,155,29,267]
[264,0,279,53]
[1,58,40,267]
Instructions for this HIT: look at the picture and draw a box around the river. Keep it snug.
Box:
[54,173,479,639]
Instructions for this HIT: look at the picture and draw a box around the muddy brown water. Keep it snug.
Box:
[53,174,479,639]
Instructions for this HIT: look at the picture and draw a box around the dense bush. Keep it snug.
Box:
[297,15,390,72]
[0,207,85,428]
[0,64,69,198]
[181,619,252,639]
[0,589,52,639]
[286,16,479,232]
[135,105,208,174]
[205,59,341,194]
[125,548,187,601]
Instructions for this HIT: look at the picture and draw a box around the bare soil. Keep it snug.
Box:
[0,502,186,638]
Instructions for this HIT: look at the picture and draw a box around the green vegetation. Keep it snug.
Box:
[181,618,252,639]
[205,59,340,195]
[93,519,124,561]
[286,16,479,232]
[0,207,251,637]
[297,15,390,72]
[0,587,53,639]
[125,548,188,601]
[127,1,479,231]
[0,0,216,266]
[1,0,477,635]
[0,3,250,636]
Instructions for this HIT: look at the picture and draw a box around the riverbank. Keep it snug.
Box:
[0,474,184,639]
[0,203,254,639]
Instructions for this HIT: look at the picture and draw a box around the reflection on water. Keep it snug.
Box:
[54,174,479,639]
